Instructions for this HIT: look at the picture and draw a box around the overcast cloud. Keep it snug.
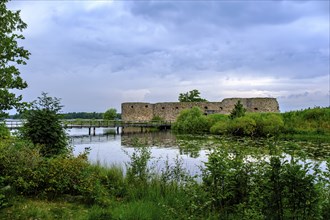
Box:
[8,0,329,113]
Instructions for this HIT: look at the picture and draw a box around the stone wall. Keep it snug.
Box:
[122,98,279,122]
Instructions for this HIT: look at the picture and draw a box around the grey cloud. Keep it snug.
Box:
[7,0,329,113]
[129,1,326,28]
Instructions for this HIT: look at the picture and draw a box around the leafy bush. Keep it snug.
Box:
[227,116,256,136]
[0,140,110,204]
[303,107,329,121]
[0,176,8,209]
[0,123,10,139]
[210,119,229,135]
[20,93,69,157]
[206,114,229,127]
[282,107,330,135]
[250,113,284,137]
[126,146,152,184]
[202,148,252,215]
[172,107,209,134]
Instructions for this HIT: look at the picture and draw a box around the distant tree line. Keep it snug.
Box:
[10,111,121,120]
[61,112,104,119]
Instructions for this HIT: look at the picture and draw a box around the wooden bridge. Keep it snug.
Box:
[3,119,172,135]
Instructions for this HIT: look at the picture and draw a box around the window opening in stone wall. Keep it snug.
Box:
[175,107,179,109]
[204,106,208,109]
[220,107,223,110]
[145,105,148,108]
[162,107,165,110]
[131,106,134,108]
[254,108,258,110]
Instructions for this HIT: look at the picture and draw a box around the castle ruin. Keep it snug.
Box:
[121,98,279,122]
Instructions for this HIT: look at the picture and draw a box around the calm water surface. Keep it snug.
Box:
[70,129,209,175]
[69,128,329,175]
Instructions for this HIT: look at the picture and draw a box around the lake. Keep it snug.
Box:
[69,128,329,175]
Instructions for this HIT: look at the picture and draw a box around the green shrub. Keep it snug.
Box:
[303,107,329,121]
[282,107,330,135]
[0,123,10,139]
[172,107,209,134]
[0,176,8,209]
[249,113,284,137]
[0,140,110,204]
[20,93,69,157]
[126,146,152,184]
[207,114,229,128]
[202,148,251,214]
[210,119,229,135]
[227,116,256,136]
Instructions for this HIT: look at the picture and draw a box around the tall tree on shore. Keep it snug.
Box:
[21,93,68,157]
[0,0,30,118]
[178,89,208,102]
[103,108,117,120]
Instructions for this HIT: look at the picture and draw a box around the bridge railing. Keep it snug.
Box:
[62,119,122,128]
[1,120,26,130]
[1,119,172,130]
[63,119,172,128]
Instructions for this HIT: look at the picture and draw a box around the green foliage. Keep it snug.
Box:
[178,89,208,102]
[172,107,209,134]
[210,117,230,134]
[227,116,256,136]
[1,136,330,219]
[200,143,327,219]
[250,113,284,136]
[151,115,164,122]
[211,114,284,137]
[202,148,251,214]
[103,108,117,120]
[176,107,329,138]
[0,123,10,139]
[207,113,229,127]
[0,139,111,205]
[0,176,8,209]
[0,0,30,118]
[61,112,104,119]
[230,100,246,119]
[21,93,68,157]
[125,146,152,185]
[282,107,330,135]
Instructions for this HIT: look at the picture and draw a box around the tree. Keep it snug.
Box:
[103,108,117,120]
[0,0,30,118]
[178,89,207,102]
[229,100,246,119]
[21,93,68,157]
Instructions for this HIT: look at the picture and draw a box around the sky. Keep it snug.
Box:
[8,0,330,113]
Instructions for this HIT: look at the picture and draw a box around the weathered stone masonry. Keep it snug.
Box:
[122,98,280,122]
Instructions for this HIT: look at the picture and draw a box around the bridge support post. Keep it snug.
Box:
[88,127,91,135]
[93,127,96,136]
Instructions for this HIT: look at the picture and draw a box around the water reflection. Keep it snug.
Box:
[71,129,329,175]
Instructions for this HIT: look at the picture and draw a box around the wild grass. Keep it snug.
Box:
[1,132,330,219]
